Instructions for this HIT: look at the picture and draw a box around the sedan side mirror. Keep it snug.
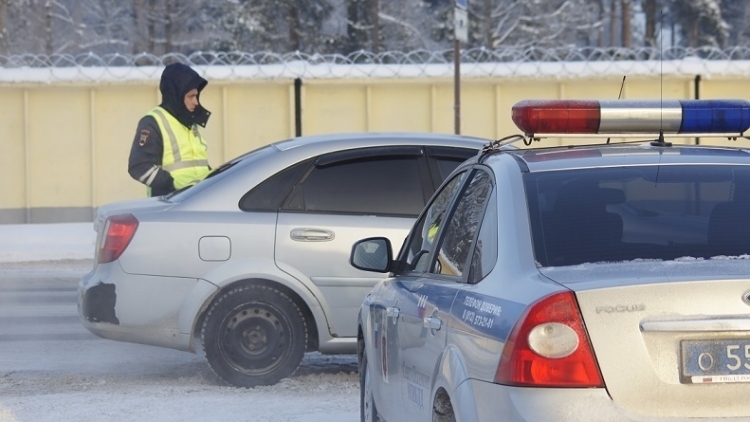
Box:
[350,237,393,273]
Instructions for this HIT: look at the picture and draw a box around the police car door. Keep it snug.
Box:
[362,275,404,422]
[392,168,491,419]
[397,168,494,420]
[373,171,464,421]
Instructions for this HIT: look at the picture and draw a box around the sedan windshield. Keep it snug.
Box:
[524,164,750,267]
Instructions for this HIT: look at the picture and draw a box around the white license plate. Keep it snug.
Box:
[681,339,750,384]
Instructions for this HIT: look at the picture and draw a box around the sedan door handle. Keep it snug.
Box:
[386,306,400,319]
[423,316,442,331]
[290,228,335,242]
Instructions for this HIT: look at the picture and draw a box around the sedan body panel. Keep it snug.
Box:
[79,132,488,387]
[468,380,632,422]
[117,211,277,278]
[557,263,750,418]
[79,263,203,350]
[395,279,457,419]
[276,212,414,337]
[361,279,406,422]
[93,197,173,231]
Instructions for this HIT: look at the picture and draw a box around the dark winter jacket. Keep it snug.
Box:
[128,63,211,196]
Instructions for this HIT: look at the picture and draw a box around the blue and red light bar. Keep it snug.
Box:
[511,99,750,136]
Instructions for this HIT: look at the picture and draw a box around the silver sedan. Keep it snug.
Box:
[78,132,487,388]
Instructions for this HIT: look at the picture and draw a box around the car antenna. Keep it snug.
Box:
[617,75,626,100]
[606,76,627,145]
[650,11,671,148]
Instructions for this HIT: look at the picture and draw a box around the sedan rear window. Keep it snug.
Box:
[525,165,750,267]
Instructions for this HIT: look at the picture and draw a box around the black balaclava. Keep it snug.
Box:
[159,63,210,128]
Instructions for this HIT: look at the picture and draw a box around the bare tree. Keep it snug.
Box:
[370,0,380,52]
[132,0,146,54]
[217,0,334,53]
[0,0,8,54]
[346,0,378,52]
[147,0,156,52]
[609,0,617,46]
[621,0,631,47]
[670,0,727,48]
[483,0,602,48]
[165,0,174,52]
[79,0,131,53]
[720,0,750,47]
[0,0,742,57]
[642,0,657,47]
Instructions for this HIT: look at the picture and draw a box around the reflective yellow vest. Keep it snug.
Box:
[147,106,210,196]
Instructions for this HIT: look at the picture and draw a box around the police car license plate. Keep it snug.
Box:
[681,339,750,384]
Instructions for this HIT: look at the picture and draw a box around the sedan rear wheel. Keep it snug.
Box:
[201,285,307,388]
[360,347,379,422]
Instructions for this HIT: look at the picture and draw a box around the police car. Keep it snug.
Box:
[351,99,750,421]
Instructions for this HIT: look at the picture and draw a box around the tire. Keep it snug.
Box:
[201,285,307,388]
[360,346,380,422]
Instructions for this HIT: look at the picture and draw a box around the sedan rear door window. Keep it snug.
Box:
[283,156,426,216]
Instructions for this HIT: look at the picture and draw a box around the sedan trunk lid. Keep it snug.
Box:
[541,259,750,418]
[94,197,174,232]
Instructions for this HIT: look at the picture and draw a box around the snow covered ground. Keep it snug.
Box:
[0,222,96,264]
[0,223,360,422]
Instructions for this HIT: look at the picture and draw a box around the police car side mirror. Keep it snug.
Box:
[350,237,392,273]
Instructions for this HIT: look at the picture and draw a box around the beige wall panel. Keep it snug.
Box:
[5,74,750,223]
[563,78,627,99]
[303,84,367,135]
[223,83,291,160]
[94,86,157,203]
[618,77,693,99]
[460,82,499,139]
[0,89,25,210]
[27,88,91,208]
[701,79,750,100]
[368,83,431,132]
[429,82,458,135]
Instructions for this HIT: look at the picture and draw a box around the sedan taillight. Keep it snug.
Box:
[98,214,139,264]
[495,291,604,388]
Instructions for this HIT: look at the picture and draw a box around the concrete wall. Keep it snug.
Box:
[1,73,747,223]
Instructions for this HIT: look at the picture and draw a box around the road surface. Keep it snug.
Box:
[0,261,359,422]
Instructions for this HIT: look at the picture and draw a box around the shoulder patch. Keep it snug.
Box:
[139,129,150,146]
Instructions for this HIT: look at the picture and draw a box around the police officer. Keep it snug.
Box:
[128,63,212,197]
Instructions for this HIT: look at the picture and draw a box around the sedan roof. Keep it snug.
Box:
[271,131,489,153]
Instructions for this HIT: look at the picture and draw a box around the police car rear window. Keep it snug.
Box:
[524,165,750,267]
